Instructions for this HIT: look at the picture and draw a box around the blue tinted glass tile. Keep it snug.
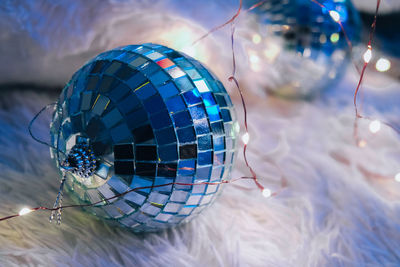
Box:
[174,76,194,92]
[129,56,147,67]
[158,82,179,99]
[175,176,194,190]
[155,213,173,222]
[179,206,195,215]
[192,184,206,194]
[70,112,83,132]
[135,82,157,100]
[206,106,221,121]
[210,166,224,180]
[172,111,192,128]
[125,191,147,205]
[209,81,223,93]
[148,70,169,86]
[86,75,99,91]
[144,95,165,114]
[98,76,117,93]
[214,152,225,166]
[108,82,131,102]
[132,124,154,143]
[164,202,182,213]
[188,105,207,120]
[155,127,177,146]
[159,144,178,161]
[177,127,196,143]
[114,144,134,160]
[224,123,233,137]
[182,89,202,106]
[186,195,201,205]
[135,145,157,161]
[90,60,108,74]
[198,135,212,151]
[157,163,177,177]
[214,94,227,107]
[211,121,225,136]
[101,108,123,128]
[68,95,80,114]
[114,160,135,175]
[135,46,152,54]
[170,190,189,202]
[179,144,197,159]
[148,192,169,205]
[104,61,122,75]
[110,123,132,143]
[136,162,156,176]
[198,151,213,166]
[108,176,129,194]
[213,136,225,151]
[150,111,172,129]
[80,91,93,111]
[165,50,183,60]
[174,58,192,68]
[193,119,210,135]
[221,109,232,122]
[186,68,201,79]
[130,176,153,194]
[118,93,141,114]
[165,95,186,113]
[117,53,137,64]
[125,108,148,129]
[127,72,147,89]
[140,62,159,76]
[178,160,196,176]
[115,65,136,80]
[145,51,164,61]
[92,95,110,116]
[201,92,216,107]
[85,117,104,139]
[196,166,212,179]
[153,177,173,192]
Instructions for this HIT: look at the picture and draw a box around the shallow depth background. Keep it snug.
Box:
[1,1,400,266]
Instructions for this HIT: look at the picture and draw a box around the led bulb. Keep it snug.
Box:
[369,120,381,134]
[262,188,272,198]
[363,48,372,63]
[329,10,340,22]
[242,133,250,145]
[375,58,391,72]
[19,208,33,216]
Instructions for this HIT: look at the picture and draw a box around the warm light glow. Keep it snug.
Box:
[329,10,341,22]
[363,48,372,63]
[330,33,339,43]
[319,34,327,44]
[262,188,272,198]
[19,207,33,216]
[395,173,400,182]
[242,132,250,145]
[252,34,262,44]
[369,120,381,134]
[263,42,281,62]
[375,58,391,72]
[358,139,367,148]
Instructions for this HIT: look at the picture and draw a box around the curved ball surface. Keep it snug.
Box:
[50,43,238,232]
[246,0,360,98]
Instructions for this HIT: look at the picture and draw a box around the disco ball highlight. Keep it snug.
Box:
[50,43,239,232]
[245,0,361,98]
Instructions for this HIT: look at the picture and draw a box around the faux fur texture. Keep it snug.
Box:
[1,1,400,266]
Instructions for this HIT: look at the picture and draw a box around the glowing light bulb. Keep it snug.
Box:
[363,47,372,63]
[262,188,272,198]
[242,132,250,145]
[375,58,391,72]
[369,120,381,134]
[19,207,33,216]
[252,34,261,44]
[358,139,367,148]
[395,173,400,182]
[329,10,341,22]
[330,33,340,43]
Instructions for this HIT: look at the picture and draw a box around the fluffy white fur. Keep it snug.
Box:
[0,1,400,266]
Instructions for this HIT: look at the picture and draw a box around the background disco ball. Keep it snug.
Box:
[244,0,361,98]
[50,43,239,232]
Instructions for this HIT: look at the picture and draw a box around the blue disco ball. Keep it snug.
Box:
[245,0,361,98]
[50,43,239,232]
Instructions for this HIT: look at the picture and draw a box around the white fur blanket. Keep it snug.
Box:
[1,1,400,266]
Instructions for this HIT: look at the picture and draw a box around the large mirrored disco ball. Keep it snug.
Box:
[50,43,239,232]
[245,0,360,98]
